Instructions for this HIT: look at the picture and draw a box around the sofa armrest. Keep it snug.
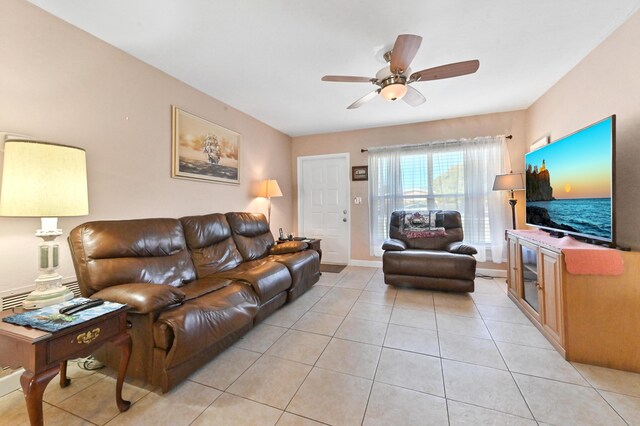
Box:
[91,283,185,314]
[447,241,478,255]
[270,241,308,255]
[382,239,407,251]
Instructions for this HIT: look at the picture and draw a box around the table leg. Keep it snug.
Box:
[59,360,71,387]
[111,333,132,412]
[20,366,59,426]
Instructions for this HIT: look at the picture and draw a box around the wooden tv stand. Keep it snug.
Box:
[506,230,640,373]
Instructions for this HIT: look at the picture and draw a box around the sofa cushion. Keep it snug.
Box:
[179,276,235,301]
[212,261,291,302]
[154,283,258,367]
[180,213,244,277]
[269,250,321,302]
[226,212,275,261]
[383,249,476,281]
[68,218,197,295]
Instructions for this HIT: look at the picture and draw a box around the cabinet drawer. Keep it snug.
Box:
[48,315,121,362]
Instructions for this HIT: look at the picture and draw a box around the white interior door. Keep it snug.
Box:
[298,154,349,264]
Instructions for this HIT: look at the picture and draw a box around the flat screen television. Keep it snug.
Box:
[525,115,615,244]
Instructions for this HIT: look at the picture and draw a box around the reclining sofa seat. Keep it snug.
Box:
[68,212,320,392]
[382,210,477,292]
[180,212,320,321]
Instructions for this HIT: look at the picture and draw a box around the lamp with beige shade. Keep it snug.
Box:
[258,178,282,224]
[0,140,89,308]
[492,171,525,229]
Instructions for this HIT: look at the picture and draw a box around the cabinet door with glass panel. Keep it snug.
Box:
[518,240,542,322]
[506,234,520,297]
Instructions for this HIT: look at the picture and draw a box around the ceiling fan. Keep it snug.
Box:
[322,34,480,109]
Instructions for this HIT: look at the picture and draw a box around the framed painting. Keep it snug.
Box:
[352,165,368,181]
[171,106,240,184]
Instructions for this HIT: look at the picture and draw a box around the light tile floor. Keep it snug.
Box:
[2,266,640,425]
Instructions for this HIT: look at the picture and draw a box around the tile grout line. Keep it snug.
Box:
[279,268,360,423]
[360,268,396,426]
[196,278,339,421]
[472,278,537,422]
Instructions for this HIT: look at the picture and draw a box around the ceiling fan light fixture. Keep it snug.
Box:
[380,83,407,101]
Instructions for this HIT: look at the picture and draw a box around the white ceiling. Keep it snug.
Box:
[29,0,640,137]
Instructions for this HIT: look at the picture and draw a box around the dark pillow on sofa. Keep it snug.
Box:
[269,241,308,255]
[447,242,478,255]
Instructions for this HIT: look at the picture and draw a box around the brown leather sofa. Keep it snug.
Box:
[382,210,477,292]
[68,212,320,392]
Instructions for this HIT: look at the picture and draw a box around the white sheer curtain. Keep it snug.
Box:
[368,136,510,262]
[368,146,404,257]
[461,137,510,262]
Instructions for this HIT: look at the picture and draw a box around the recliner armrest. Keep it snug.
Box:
[382,239,407,251]
[447,241,478,255]
[269,241,308,255]
[91,283,185,314]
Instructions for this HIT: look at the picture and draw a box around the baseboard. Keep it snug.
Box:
[349,259,383,268]
[477,268,507,278]
[0,368,22,397]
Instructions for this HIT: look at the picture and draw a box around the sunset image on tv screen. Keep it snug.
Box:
[525,116,613,241]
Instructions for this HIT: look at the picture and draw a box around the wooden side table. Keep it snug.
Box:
[0,306,131,426]
[305,239,322,263]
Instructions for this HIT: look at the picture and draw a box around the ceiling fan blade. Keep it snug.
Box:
[390,34,422,74]
[403,85,426,107]
[322,75,376,83]
[347,90,379,109]
[410,60,480,82]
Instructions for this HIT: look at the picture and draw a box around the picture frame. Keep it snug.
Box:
[529,135,549,152]
[171,106,240,184]
[352,165,368,181]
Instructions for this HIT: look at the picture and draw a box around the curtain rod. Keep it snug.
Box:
[360,134,513,152]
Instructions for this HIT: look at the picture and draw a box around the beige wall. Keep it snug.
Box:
[2,2,636,296]
[526,11,640,250]
[292,111,527,266]
[0,1,293,294]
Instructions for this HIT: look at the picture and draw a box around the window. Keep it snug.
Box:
[368,136,509,262]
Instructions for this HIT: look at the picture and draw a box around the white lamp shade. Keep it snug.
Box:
[380,83,408,101]
[0,140,89,217]
[492,173,525,191]
[259,179,283,198]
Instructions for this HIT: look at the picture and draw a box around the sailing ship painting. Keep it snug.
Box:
[172,106,240,184]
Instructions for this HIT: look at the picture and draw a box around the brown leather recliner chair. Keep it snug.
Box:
[382,210,477,292]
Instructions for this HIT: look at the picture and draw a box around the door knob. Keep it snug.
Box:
[343,218,347,222]
[343,210,347,214]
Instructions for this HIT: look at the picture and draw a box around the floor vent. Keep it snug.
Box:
[1,281,81,311]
